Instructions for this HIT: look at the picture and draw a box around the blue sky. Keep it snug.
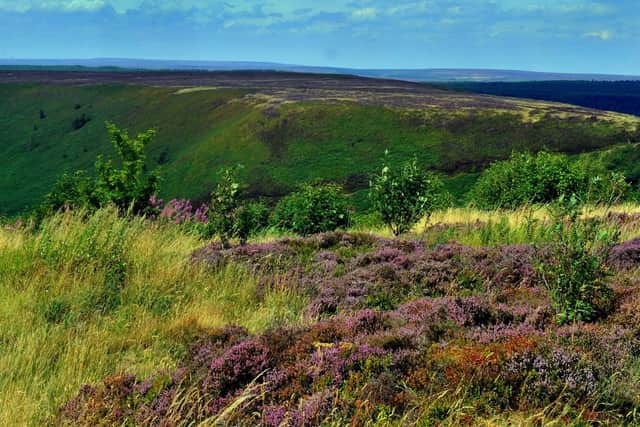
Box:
[1,0,638,74]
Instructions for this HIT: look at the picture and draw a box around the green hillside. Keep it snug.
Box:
[2,83,639,215]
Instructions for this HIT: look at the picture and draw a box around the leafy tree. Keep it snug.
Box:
[273,183,351,236]
[39,123,159,218]
[93,123,159,214]
[208,167,244,247]
[369,157,449,236]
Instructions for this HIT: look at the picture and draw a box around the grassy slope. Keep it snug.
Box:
[0,208,307,425]
[2,83,639,215]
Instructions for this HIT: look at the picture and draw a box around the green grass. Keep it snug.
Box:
[1,83,638,215]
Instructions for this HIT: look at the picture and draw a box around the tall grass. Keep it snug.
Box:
[353,204,640,246]
[0,208,307,426]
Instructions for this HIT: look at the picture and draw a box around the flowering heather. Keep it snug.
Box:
[608,237,640,270]
[148,196,208,224]
[59,233,640,425]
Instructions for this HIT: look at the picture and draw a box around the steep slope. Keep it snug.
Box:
[1,71,639,215]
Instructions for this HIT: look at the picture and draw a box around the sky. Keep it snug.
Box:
[0,0,638,74]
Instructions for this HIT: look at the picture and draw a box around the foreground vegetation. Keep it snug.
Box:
[2,202,640,425]
[0,209,307,425]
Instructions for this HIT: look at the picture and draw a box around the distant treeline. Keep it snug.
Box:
[443,80,640,117]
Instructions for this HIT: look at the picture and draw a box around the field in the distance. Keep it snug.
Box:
[1,70,639,215]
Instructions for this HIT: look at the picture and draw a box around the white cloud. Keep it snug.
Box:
[584,30,612,40]
[352,7,377,20]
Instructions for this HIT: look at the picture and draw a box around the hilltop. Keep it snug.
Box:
[2,58,640,82]
[1,69,639,215]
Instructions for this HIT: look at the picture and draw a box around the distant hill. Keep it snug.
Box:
[1,58,639,82]
[2,69,639,215]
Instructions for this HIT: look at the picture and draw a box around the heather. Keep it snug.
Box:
[55,225,640,425]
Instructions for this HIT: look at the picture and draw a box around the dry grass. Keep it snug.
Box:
[0,208,307,426]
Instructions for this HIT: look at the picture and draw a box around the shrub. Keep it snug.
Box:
[234,202,270,244]
[272,184,351,236]
[41,170,97,214]
[206,168,270,245]
[208,167,244,246]
[369,157,449,236]
[537,199,618,324]
[38,123,159,217]
[472,151,630,209]
[472,151,583,209]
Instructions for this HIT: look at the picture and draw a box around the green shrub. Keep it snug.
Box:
[93,123,160,214]
[39,123,159,217]
[471,151,630,209]
[537,198,618,324]
[369,157,449,236]
[206,167,271,245]
[273,183,351,236]
[41,170,96,215]
[584,171,630,206]
[233,202,270,244]
[208,167,244,246]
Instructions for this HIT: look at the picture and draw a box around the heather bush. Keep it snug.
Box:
[608,237,640,270]
[148,196,209,225]
[272,183,351,236]
[369,157,450,236]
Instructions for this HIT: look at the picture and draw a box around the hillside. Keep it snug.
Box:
[2,70,639,215]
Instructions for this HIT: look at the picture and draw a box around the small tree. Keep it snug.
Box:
[273,184,351,236]
[537,196,617,324]
[369,157,448,236]
[93,123,159,214]
[234,202,270,245]
[38,123,159,218]
[208,167,243,247]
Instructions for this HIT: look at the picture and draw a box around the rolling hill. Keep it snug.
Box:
[2,58,640,82]
[1,69,639,215]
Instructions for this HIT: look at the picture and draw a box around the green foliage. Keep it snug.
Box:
[273,183,351,236]
[39,122,159,217]
[584,171,630,206]
[1,84,635,216]
[537,198,618,324]
[41,170,96,214]
[472,151,630,209]
[472,151,583,209]
[369,157,450,236]
[208,167,244,246]
[93,123,159,214]
[233,202,270,245]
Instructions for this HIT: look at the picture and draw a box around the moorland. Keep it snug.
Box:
[2,70,640,426]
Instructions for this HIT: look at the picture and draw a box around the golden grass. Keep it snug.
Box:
[0,208,307,426]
